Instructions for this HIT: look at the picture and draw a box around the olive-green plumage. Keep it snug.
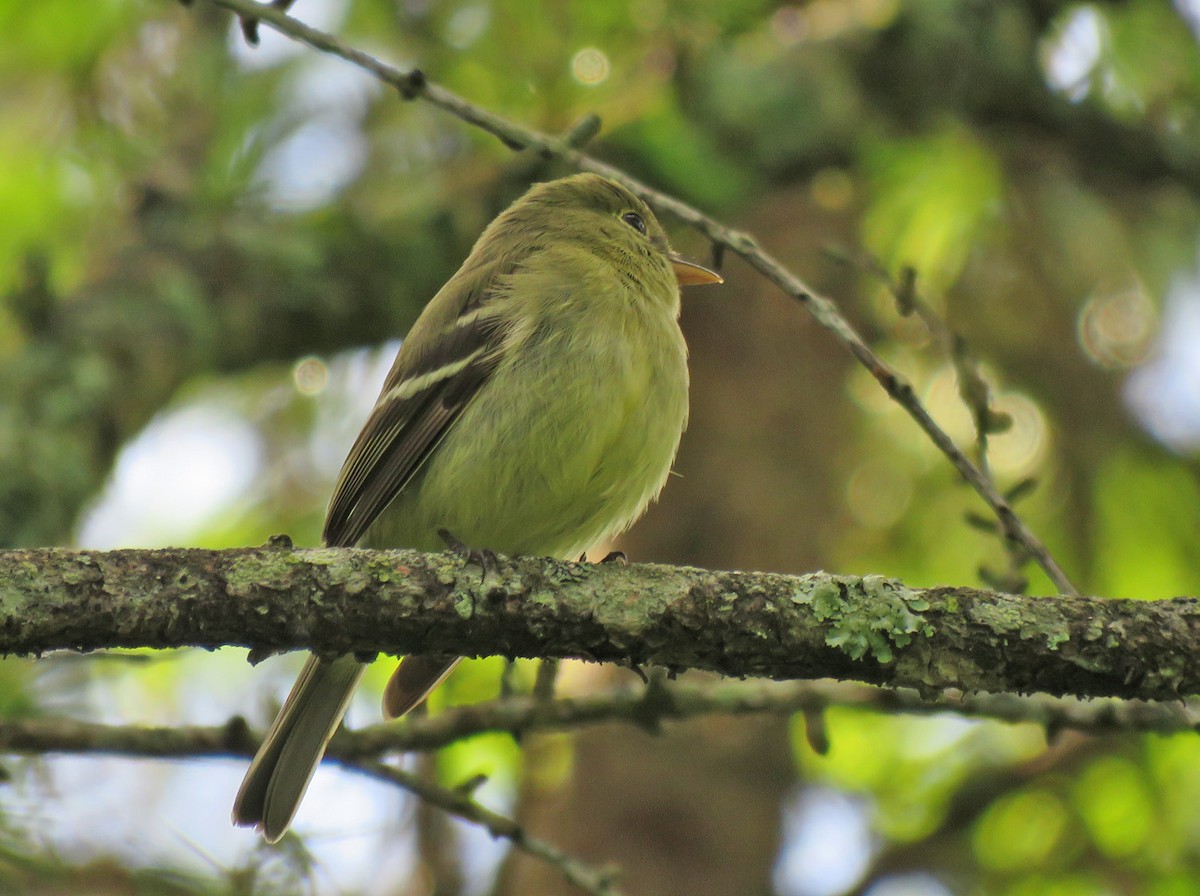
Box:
[232,173,720,842]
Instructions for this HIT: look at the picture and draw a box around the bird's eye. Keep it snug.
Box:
[621,212,647,235]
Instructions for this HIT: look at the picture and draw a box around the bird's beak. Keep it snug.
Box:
[670,254,724,287]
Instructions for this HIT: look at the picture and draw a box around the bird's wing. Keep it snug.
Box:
[322,282,509,549]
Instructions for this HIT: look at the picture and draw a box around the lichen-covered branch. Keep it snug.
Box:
[2,546,1198,701]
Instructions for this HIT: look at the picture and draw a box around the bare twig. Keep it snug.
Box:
[352,761,623,896]
[194,0,1079,598]
[830,250,1040,594]
[0,681,1195,765]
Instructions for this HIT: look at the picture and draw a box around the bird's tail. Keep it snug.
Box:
[382,655,461,719]
[232,654,365,842]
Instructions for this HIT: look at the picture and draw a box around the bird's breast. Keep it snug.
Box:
[368,284,689,559]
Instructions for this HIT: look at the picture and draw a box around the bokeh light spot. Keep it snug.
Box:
[973,789,1068,870]
[1073,756,1153,858]
[811,167,854,211]
[1124,273,1200,452]
[76,404,263,548]
[445,3,489,49]
[987,392,1048,477]
[571,47,611,85]
[773,787,871,896]
[293,355,329,395]
[924,365,976,444]
[770,6,807,46]
[1077,285,1156,369]
[1041,5,1103,101]
[845,458,913,529]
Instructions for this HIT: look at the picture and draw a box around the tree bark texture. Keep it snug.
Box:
[2,546,1198,702]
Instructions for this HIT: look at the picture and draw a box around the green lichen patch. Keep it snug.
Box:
[967,595,1071,652]
[794,574,932,664]
[453,593,475,619]
[1046,630,1070,651]
[223,553,292,598]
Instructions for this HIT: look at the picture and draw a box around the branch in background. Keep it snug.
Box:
[3,680,1190,896]
[3,546,1199,701]
[355,761,624,896]
[0,681,1195,765]
[1,681,1190,895]
[197,0,1079,598]
[882,263,1040,594]
[826,249,1043,595]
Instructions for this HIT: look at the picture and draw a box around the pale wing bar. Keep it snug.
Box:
[322,312,506,548]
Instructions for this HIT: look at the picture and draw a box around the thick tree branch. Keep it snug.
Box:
[2,546,1198,701]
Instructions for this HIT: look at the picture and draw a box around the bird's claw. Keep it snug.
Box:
[438,527,499,577]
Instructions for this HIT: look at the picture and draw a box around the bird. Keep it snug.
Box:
[232,172,722,842]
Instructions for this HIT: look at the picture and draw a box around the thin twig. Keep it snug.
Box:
[196,0,1079,597]
[353,761,623,896]
[1,681,1194,762]
[831,249,1038,593]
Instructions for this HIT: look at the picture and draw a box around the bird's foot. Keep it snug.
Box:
[438,528,499,577]
[576,549,629,565]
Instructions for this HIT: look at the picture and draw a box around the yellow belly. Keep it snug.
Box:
[364,298,689,560]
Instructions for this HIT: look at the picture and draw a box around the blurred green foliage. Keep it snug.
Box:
[2,0,1200,894]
